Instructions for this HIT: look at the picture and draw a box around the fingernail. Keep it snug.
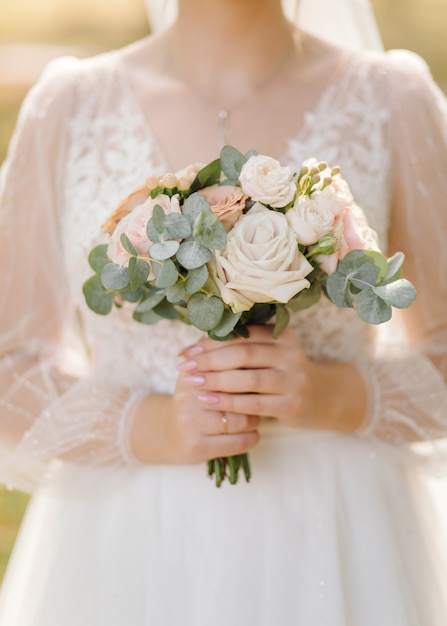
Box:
[177,344,203,357]
[183,375,205,386]
[198,393,220,405]
[176,360,197,372]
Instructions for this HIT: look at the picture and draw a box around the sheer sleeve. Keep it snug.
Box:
[0,59,142,493]
[359,51,447,451]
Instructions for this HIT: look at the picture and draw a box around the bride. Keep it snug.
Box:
[0,0,446,623]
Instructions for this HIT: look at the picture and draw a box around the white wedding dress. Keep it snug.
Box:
[0,42,447,625]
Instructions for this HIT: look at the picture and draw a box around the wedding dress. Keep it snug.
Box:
[0,41,447,625]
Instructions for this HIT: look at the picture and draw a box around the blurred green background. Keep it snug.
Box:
[0,0,446,586]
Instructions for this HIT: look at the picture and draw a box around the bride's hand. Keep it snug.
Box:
[178,326,367,432]
[128,371,260,465]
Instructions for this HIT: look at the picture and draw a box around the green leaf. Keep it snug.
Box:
[187,293,224,331]
[167,280,187,303]
[242,303,276,325]
[120,233,138,257]
[88,244,110,275]
[120,287,145,303]
[146,219,162,243]
[356,287,392,324]
[153,299,181,320]
[220,145,247,181]
[128,257,150,290]
[135,288,167,312]
[185,265,209,294]
[152,204,166,234]
[287,282,321,312]
[273,304,290,339]
[245,149,258,160]
[210,308,242,338]
[165,213,192,240]
[382,251,405,284]
[325,273,352,308]
[190,159,222,192]
[82,275,114,315]
[176,241,213,270]
[101,263,130,290]
[372,279,416,309]
[150,240,180,261]
[153,258,178,288]
[193,212,227,250]
[182,194,212,226]
[133,309,163,325]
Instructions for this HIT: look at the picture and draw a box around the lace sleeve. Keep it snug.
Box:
[0,59,143,493]
[359,51,447,449]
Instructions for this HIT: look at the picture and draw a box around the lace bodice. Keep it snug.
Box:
[1,46,447,490]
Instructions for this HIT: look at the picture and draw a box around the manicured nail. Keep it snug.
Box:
[183,375,205,386]
[198,393,220,405]
[178,344,203,357]
[176,360,197,372]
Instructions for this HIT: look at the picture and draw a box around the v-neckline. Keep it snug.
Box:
[111,47,359,172]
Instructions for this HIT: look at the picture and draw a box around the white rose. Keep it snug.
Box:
[287,172,355,245]
[286,194,337,245]
[209,203,313,313]
[239,154,296,208]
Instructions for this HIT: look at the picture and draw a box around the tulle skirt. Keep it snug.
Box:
[1,422,446,626]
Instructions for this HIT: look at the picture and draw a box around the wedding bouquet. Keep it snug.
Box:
[83,146,416,486]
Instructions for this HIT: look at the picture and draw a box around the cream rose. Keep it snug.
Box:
[108,194,181,269]
[197,184,247,231]
[239,154,296,208]
[287,174,355,245]
[209,203,313,313]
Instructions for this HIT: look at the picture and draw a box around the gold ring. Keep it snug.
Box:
[221,413,229,434]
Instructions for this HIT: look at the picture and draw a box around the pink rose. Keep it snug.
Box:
[197,184,247,231]
[108,194,181,270]
[316,204,380,274]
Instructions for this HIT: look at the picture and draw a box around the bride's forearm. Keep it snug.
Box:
[129,393,177,464]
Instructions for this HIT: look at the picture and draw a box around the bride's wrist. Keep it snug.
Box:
[127,393,176,464]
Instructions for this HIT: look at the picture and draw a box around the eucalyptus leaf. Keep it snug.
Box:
[187,293,224,331]
[193,212,227,250]
[153,300,181,320]
[152,204,166,234]
[120,287,145,303]
[133,309,163,325]
[167,280,187,303]
[356,287,392,324]
[382,252,405,284]
[101,263,130,291]
[273,304,290,339]
[146,219,161,243]
[185,265,209,294]
[82,275,113,315]
[325,273,352,308]
[88,244,110,275]
[153,258,179,288]
[211,308,242,338]
[165,213,192,239]
[128,257,150,291]
[287,282,321,312]
[150,240,180,261]
[176,241,213,270]
[220,145,247,180]
[242,303,276,325]
[372,279,416,309]
[135,288,167,313]
[120,233,138,257]
[182,194,212,226]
